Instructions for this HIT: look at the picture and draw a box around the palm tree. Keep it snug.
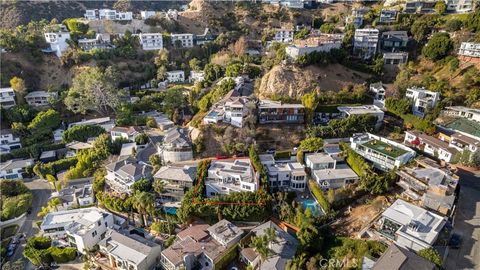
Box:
[48,198,62,211]
[249,234,272,265]
[46,174,59,191]
[153,179,165,197]
[132,191,155,227]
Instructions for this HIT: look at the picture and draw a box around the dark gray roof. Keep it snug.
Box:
[372,244,437,270]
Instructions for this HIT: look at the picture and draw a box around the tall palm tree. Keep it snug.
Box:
[132,191,155,227]
[249,234,272,266]
[153,179,165,197]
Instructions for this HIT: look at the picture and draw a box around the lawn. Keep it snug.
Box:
[362,139,408,158]
[1,224,19,240]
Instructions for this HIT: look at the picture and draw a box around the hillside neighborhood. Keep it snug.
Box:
[0,0,480,270]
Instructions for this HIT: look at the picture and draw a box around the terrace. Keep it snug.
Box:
[362,139,409,159]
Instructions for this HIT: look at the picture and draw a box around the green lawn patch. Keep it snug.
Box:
[362,139,408,158]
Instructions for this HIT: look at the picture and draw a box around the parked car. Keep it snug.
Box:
[6,243,17,257]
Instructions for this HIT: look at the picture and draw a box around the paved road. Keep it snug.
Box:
[445,169,480,270]
[10,178,53,264]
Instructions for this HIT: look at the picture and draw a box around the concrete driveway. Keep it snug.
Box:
[10,178,52,264]
[445,169,480,270]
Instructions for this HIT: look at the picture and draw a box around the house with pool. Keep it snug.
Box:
[305,153,359,190]
[259,154,307,192]
[205,158,258,198]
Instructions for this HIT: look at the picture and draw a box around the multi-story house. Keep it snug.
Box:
[273,28,294,43]
[346,8,369,28]
[206,158,258,197]
[258,99,305,124]
[446,0,474,13]
[204,94,252,128]
[50,182,95,210]
[379,9,398,23]
[337,105,385,128]
[160,220,243,270]
[458,42,480,63]
[44,24,71,57]
[0,129,21,154]
[305,153,359,190]
[25,91,57,107]
[195,28,215,45]
[396,160,459,216]
[189,70,205,83]
[78,34,112,51]
[95,229,162,270]
[0,87,16,108]
[68,117,116,132]
[404,130,458,162]
[259,154,307,191]
[40,207,125,253]
[157,128,193,163]
[405,0,437,13]
[153,164,197,202]
[405,87,440,117]
[442,106,480,122]
[0,158,34,179]
[378,199,446,251]
[448,132,480,153]
[110,126,142,142]
[350,133,416,171]
[285,33,344,60]
[166,70,185,83]
[240,220,299,270]
[170,33,194,48]
[353,29,379,60]
[84,9,132,20]
[105,157,153,194]
[141,11,156,20]
[380,31,409,52]
[139,33,163,50]
[370,82,385,108]
[383,52,409,65]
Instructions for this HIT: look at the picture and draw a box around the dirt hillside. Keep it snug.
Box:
[257,64,372,99]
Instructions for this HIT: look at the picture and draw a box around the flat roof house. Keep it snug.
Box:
[379,9,398,23]
[153,164,197,202]
[305,153,359,190]
[405,87,440,118]
[0,158,34,180]
[139,33,163,50]
[95,229,162,270]
[160,220,243,270]
[0,87,16,109]
[260,154,307,192]
[350,133,416,171]
[206,158,258,198]
[68,117,116,132]
[285,33,344,60]
[378,199,446,251]
[258,100,305,124]
[25,91,57,107]
[337,105,384,127]
[353,28,379,60]
[404,130,458,163]
[170,33,194,48]
[105,157,153,194]
[458,42,480,63]
[166,70,185,83]
[44,24,70,57]
[405,0,437,13]
[240,220,299,270]
[0,129,21,154]
[78,34,112,51]
[40,207,125,254]
[442,106,480,123]
[50,182,95,211]
[157,128,193,163]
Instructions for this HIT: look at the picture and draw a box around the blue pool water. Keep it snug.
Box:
[207,111,218,117]
[301,199,323,216]
[164,207,177,215]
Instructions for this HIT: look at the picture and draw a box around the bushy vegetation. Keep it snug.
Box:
[307,114,378,138]
[62,125,106,143]
[23,236,76,266]
[0,180,32,221]
[308,180,331,214]
[33,158,78,179]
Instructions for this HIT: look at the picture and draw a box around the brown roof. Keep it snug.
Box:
[451,132,480,146]
[177,223,210,241]
[240,247,259,262]
[372,244,437,270]
[408,131,458,154]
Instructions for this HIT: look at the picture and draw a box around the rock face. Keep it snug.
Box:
[257,64,372,99]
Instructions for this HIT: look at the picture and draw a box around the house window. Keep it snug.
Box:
[92,231,97,237]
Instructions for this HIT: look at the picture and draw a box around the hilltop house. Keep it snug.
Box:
[305,153,359,190]
[157,128,193,163]
[170,33,194,48]
[206,158,258,197]
[78,34,113,51]
[405,87,440,117]
[44,24,70,57]
[285,33,344,60]
[258,100,305,124]
[139,33,163,50]
[259,154,307,191]
[353,29,379,60]
[105,157,153,194]
[25,91,57,107]
[84,9,132,20]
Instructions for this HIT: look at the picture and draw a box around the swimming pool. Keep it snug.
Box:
[163,207,177,215]
[301,199,323,216]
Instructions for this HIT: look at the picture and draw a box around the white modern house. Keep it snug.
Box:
[110,126,142,141]
[141,10,156,20]
[350,133,416,171]
[404,130,458,163]
[458,42,480,63]
[442,106,480,122]
[105,157,153,194]
[305,153,359,190]
[25,91,57,107]
[84,9,132,20]
[0,87,16,108]
[0,129,21,154]
[206,158,258,197]
[370,82,386,108]
[0,158,34,180]
[446,0,474,13]
[189,71,205,83]
[170,33,194,48]
[96,229,162,270]
[285,33,344,60]
[259,154,307,191]
[203,95,251,128]
[166,70,185,83]
[139,33,163,50]
[44,24,71,57]
[157,128,193,163]
[405,87,440,117]
[40,207,125,254]
[353,28,379,60]
[337,105,384,128]
[378,199,446,252]
[273,28,294,43]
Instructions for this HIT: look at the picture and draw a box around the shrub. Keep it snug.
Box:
[422,32,452,61]
[33,158,78,179]
[48,247,77,263]
[62,125,106,143]
[308,180,331,213]
[151,221,175,235]
[135,133,149,145]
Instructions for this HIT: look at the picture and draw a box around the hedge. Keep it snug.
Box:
[214,243,238,270]
[33,157,78,179]
[274,150,291,160]
[0,143,66,162]
[308,179,331,214]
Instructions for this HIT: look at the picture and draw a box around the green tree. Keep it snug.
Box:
[150,155,162,173]
[9,77,27,104]
[154,48,169,67]
[28,109,61,133]
[465,6,480,32]
[204,63,224,85]
[132,191,155,226]
[156,66,168,81]
[48,197,62,211]
[225,63,242,77]
[435,1,446,14]
[301,93,318,124]
[62,125,106,143]
[132,178,152,193]
[152,179,165,196]
[64,66,122,115]
[411,20,431,43]
[422,33,452,61]
[417,248,442,267]
[189,58,202,71]
[319,23,335,33]
[5,105,33,124]
[299,137,324,152]
[135,133,149,145]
